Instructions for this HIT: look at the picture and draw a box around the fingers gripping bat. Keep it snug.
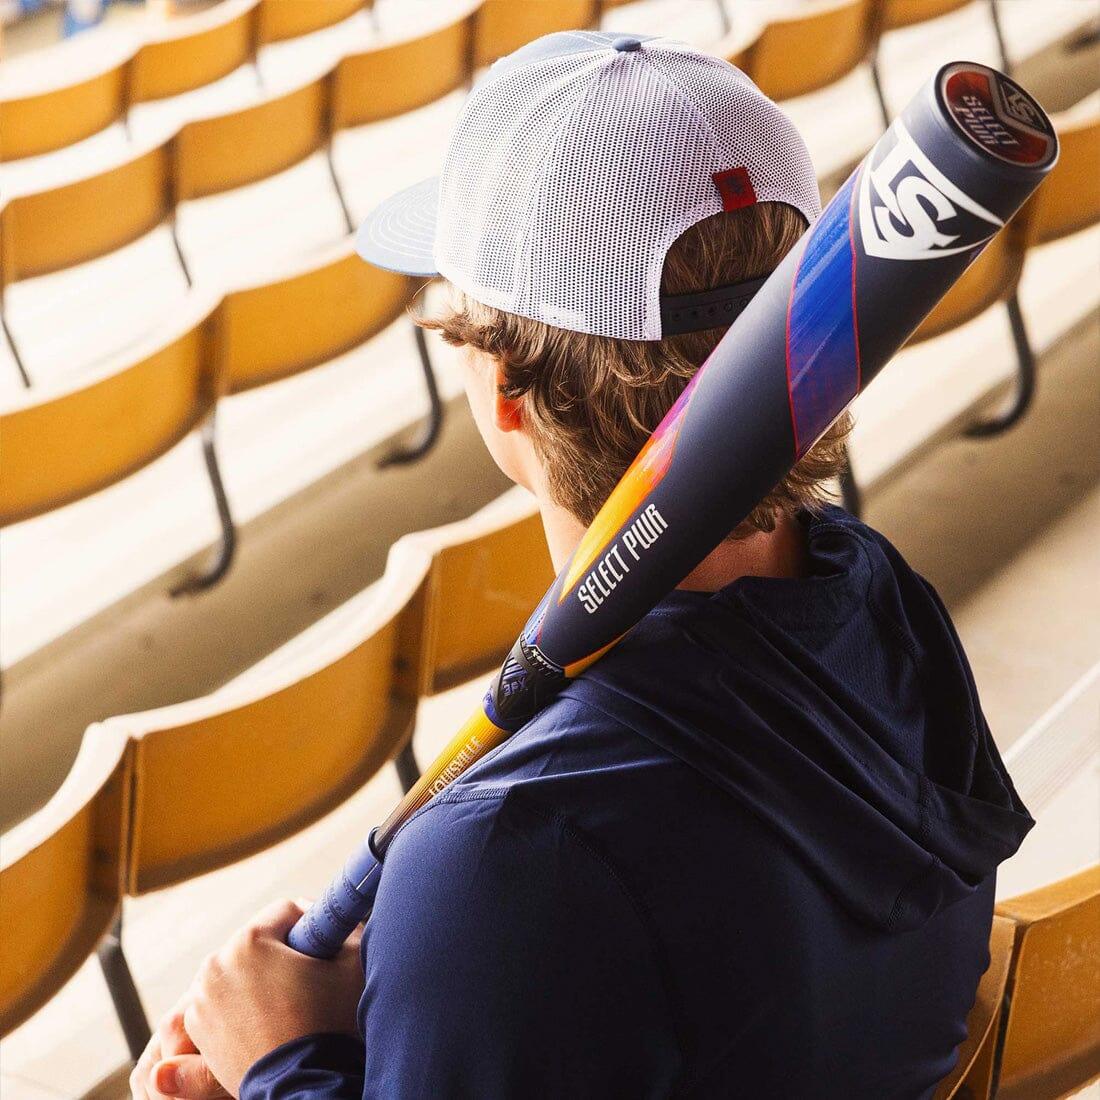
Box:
[289,62,1058,958]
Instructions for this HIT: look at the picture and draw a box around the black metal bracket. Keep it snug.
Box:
[169,212,194,290]
[714,0,732,37]
[988,0,1011,74]
[393,738,421,794]
[839,444,864,518]
[1,306,31,388]
[97,913,152,1064]
[869,43,890,130]
[326,141,356,235]
[172,414,239,596]
[965,294,1035,438]
[378,323,445,467]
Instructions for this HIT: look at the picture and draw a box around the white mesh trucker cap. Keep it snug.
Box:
[356,30,821,341]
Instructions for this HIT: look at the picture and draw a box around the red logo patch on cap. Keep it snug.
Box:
[712,167,756,211]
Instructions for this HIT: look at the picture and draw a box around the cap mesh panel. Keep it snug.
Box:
[434,34,820,340]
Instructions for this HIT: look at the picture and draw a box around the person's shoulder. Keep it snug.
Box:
[376,693,690,906]
[371,753,658,952]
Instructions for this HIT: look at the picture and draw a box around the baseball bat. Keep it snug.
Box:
[289,61,1057,958]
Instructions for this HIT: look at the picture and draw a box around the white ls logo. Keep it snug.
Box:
[859,120,1003,261]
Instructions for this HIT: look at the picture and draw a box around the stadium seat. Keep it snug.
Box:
[0,141,188,386]
[413,491,554,695]
[909,226,1026,347]
[909,213,1033,440]
[735,0,881,104]
[129,0,260,104]
[874,1,1009,124]
[473,0,601,68]
[934,914,1016,1100]
[993,865,1100,1100]
[331,2,481,128]
[0,726,133,1038]
[257,0,369,46]
[881,0,972,26]
[216,239,412,393]
[99,536,433,895]
[174,70,354,228]
[175,74,330,201]
[1019,95,1100,248]
[0,293,235,591]
[0,142,176,285]
[0,52,132,162]
[842,218,1031,516]
[215,239,439,463]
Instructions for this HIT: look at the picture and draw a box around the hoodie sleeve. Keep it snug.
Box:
[357,790,682,1099]
[240,1034,364,1100]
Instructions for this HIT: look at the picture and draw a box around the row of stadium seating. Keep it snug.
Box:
[0,0,616,161]
[2,0,1089,403]
[2,0,1091,386]
[2,94,1095,593]
[0,0,1092,685]
[0,0,1005,166]
[1,488,1096,1096]
[0,490,552,1036]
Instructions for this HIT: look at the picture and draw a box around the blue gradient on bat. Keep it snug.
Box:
[787,169,861,454]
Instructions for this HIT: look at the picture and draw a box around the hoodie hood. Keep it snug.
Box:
[574,505,1034,932]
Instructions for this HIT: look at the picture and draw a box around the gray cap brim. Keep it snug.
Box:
[355,176,440,276]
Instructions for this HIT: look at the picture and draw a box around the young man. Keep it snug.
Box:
[133,31,1033,1100]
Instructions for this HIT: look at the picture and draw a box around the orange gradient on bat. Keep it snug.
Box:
[559,372,700,600]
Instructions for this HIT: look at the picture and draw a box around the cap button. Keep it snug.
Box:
[611,36,642,52]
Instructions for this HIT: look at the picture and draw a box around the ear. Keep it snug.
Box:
[493,364,524,433]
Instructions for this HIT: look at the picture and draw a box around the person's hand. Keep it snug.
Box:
[130,995,229,1100]
[179,899,363,1097]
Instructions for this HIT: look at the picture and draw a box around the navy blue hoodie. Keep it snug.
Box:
[242,505,1033,1099]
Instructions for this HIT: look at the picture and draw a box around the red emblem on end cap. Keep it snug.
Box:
[713,167,756,211]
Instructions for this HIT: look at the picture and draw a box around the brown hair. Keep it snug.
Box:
[418,202,852,535]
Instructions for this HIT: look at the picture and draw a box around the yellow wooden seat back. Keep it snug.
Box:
[258,0,367,45]
[881,0,971,31]
[130,0,259,104]
[908,224,1025,345]
[0,728,130,1036]
[416,492,555,695]
[0,295,221,526]
[740,0,880,102]
[0,56,131,162]
[175,74,331,200]
[0,143,173,284]
[217,240,412,394]
[714,26,760,75]
[332,3,480,128]
[994,865,1100,1100]
[473,0,600,68]
[934,914,1016,1100]
[1021,99,1100,248]
[111,542,431,894]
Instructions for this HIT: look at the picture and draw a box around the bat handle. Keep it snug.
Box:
[287,831,383,958]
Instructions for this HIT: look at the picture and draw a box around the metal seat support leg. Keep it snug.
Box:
[714,0,732,37]
[326,142,356,235]
[97,913,152,1063]
[988,0,1011,74]
[839,444,863,518]
[965,294,1035,438]
[2,307,31,388]
[172,414,238,595]
[393,738,421,794]
[379,323,445,467]
[870,47,890,130]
